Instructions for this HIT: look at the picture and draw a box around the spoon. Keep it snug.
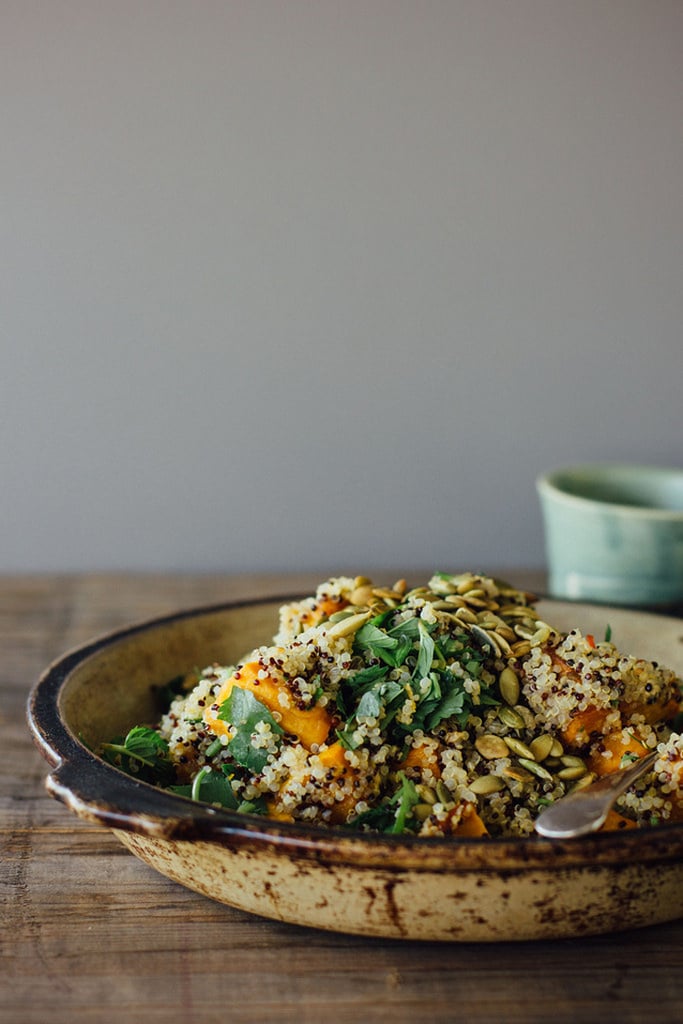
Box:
[534,750,658,839]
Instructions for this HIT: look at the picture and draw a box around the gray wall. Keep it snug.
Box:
[2,2,681,576]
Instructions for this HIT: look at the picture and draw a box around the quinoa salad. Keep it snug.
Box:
[102,572,683,838]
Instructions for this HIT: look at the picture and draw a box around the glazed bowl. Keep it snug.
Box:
[28,594,683,942]
[537,463,683,607]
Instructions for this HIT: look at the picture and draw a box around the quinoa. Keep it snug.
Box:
[110,572,683,838]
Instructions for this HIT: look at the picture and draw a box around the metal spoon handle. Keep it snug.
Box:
[534,750,658,839]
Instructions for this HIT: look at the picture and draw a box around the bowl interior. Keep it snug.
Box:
[59,598,284,753]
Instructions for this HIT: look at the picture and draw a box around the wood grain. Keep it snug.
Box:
[3,572,683,1024]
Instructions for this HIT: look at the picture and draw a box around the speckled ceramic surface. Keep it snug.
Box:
[538,464,683,607]
[28,596,683,941]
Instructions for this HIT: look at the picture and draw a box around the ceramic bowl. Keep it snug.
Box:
[28,595,683,942]
[537,463,683,607]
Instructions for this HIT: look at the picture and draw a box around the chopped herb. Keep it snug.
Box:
[389,772,420,834]
[204,737,223,758]
[347,803,397,832]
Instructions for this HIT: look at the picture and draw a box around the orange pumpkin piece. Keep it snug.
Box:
[204,661,332,750]
[452,804,488,838]
[561,706,614,749]
[299,597,349,629]
[600,809,638,831]
[588,730,650,777]
[317,741,348,769]
[620,693,681,726]
[400,742,443,779]
[265,802,295,823]
[315,742,361,824]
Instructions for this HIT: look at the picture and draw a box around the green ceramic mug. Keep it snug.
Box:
[537,464,683,607]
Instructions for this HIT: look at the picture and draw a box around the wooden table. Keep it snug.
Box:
[3,572,683,1024]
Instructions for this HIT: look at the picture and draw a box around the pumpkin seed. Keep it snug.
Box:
[557,765,588,781]
[510,640,532,657]
[455,607,478,624]
[550,739,564,758]
[518,757,554,782]
[470,774,505,795]
[529,623,552,647]
[560,755,586,769]
[436,780,453,806]
[498,605,540,620]
[499,667,520,706]
[503,765,534,783]
[413,802,434,821]
[415,784,437,805]
[492,624,517,643]
[325,611,371,639]
[513,704,536,729]
[505,736,537,760]
[471,624,501,657]
[498,706,526,730]
[490,631,513,656]
[475,734,510,760]
[350,584,374,606]
[529,734,555,762]
[327,609,357,623]
[372,587,402,602]
[569,771,596,793]
[457,578,479,595]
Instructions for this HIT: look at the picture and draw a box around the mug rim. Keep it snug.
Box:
[536,463,683,521]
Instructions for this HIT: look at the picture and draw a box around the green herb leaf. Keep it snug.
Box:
[205,737,223,758]
[170,767,239,809]
[101,726,174,785]
[387,617,422,641]
[414,620,435,680]
[335,724,363,750]
[389,772,420,834]
[356,623,399,650]
[347,803,396,831]
[236,795,269,816]
[217,687,284,772]
[355,689,382,719]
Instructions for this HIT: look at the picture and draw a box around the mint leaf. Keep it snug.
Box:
[355,623,398,649]
[170,766,239,809]
[101,726,174,786]
[217,687,284,773]
[356,689,382,719]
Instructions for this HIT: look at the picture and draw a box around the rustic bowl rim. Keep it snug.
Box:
[27,594,683,872]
